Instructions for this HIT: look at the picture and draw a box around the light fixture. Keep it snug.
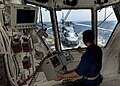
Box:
[96,0,108,4]
[63,0,78,6]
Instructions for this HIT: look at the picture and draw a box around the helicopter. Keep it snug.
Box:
[58,10,80,47]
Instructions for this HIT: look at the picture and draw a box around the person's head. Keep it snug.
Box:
[82,30,95,45]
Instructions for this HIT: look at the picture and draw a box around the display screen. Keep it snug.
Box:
[50,55,60,68]
[17,9,35,23]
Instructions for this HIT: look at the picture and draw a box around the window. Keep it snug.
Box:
[56,9,92,50]
[97,6,118,47]
[37,7,55,51]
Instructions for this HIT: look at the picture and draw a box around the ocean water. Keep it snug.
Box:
[72,21,117,44]
[72,21,117,32]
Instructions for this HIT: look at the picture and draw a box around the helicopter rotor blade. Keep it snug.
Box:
[64,10,71,21]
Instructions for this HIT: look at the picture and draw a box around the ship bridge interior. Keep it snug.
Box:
[0,0,120,86]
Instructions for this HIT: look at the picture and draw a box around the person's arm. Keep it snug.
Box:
[63,71,80,78]
[54,71,80,81]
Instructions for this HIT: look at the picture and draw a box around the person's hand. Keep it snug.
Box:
[76,47,83,53]
[54,73,63,81]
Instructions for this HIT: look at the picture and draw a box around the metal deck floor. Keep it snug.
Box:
[100,77,120,86]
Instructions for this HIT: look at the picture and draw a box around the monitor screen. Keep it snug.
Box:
[50,54,61,68]
[6,4,37,29]
[17,9,35,23]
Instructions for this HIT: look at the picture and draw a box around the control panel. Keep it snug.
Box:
[41,54,63,80]
[41,51,74,80]
[59,51,74,66]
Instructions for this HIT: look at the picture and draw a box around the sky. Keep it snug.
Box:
[97,6,117,21]
[56,9,91,22]
[37,6,117,23]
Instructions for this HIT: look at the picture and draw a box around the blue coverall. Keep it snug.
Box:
[75,43,103,86]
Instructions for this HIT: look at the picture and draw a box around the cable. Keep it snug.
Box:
[0,32,17,86]
[0,4,21,83]
[0,26,18,86]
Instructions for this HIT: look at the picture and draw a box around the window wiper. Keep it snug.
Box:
[97,12,113,27]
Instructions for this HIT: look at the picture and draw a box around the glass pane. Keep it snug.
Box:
[56,9,92,50]
[37,7,55,51]
[97,6,118,47]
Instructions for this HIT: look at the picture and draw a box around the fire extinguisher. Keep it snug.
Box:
[11,38,22,53]
[22,37,31,52]
[22,56,31,69]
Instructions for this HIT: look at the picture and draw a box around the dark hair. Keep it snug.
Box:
[82,30,94,43]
